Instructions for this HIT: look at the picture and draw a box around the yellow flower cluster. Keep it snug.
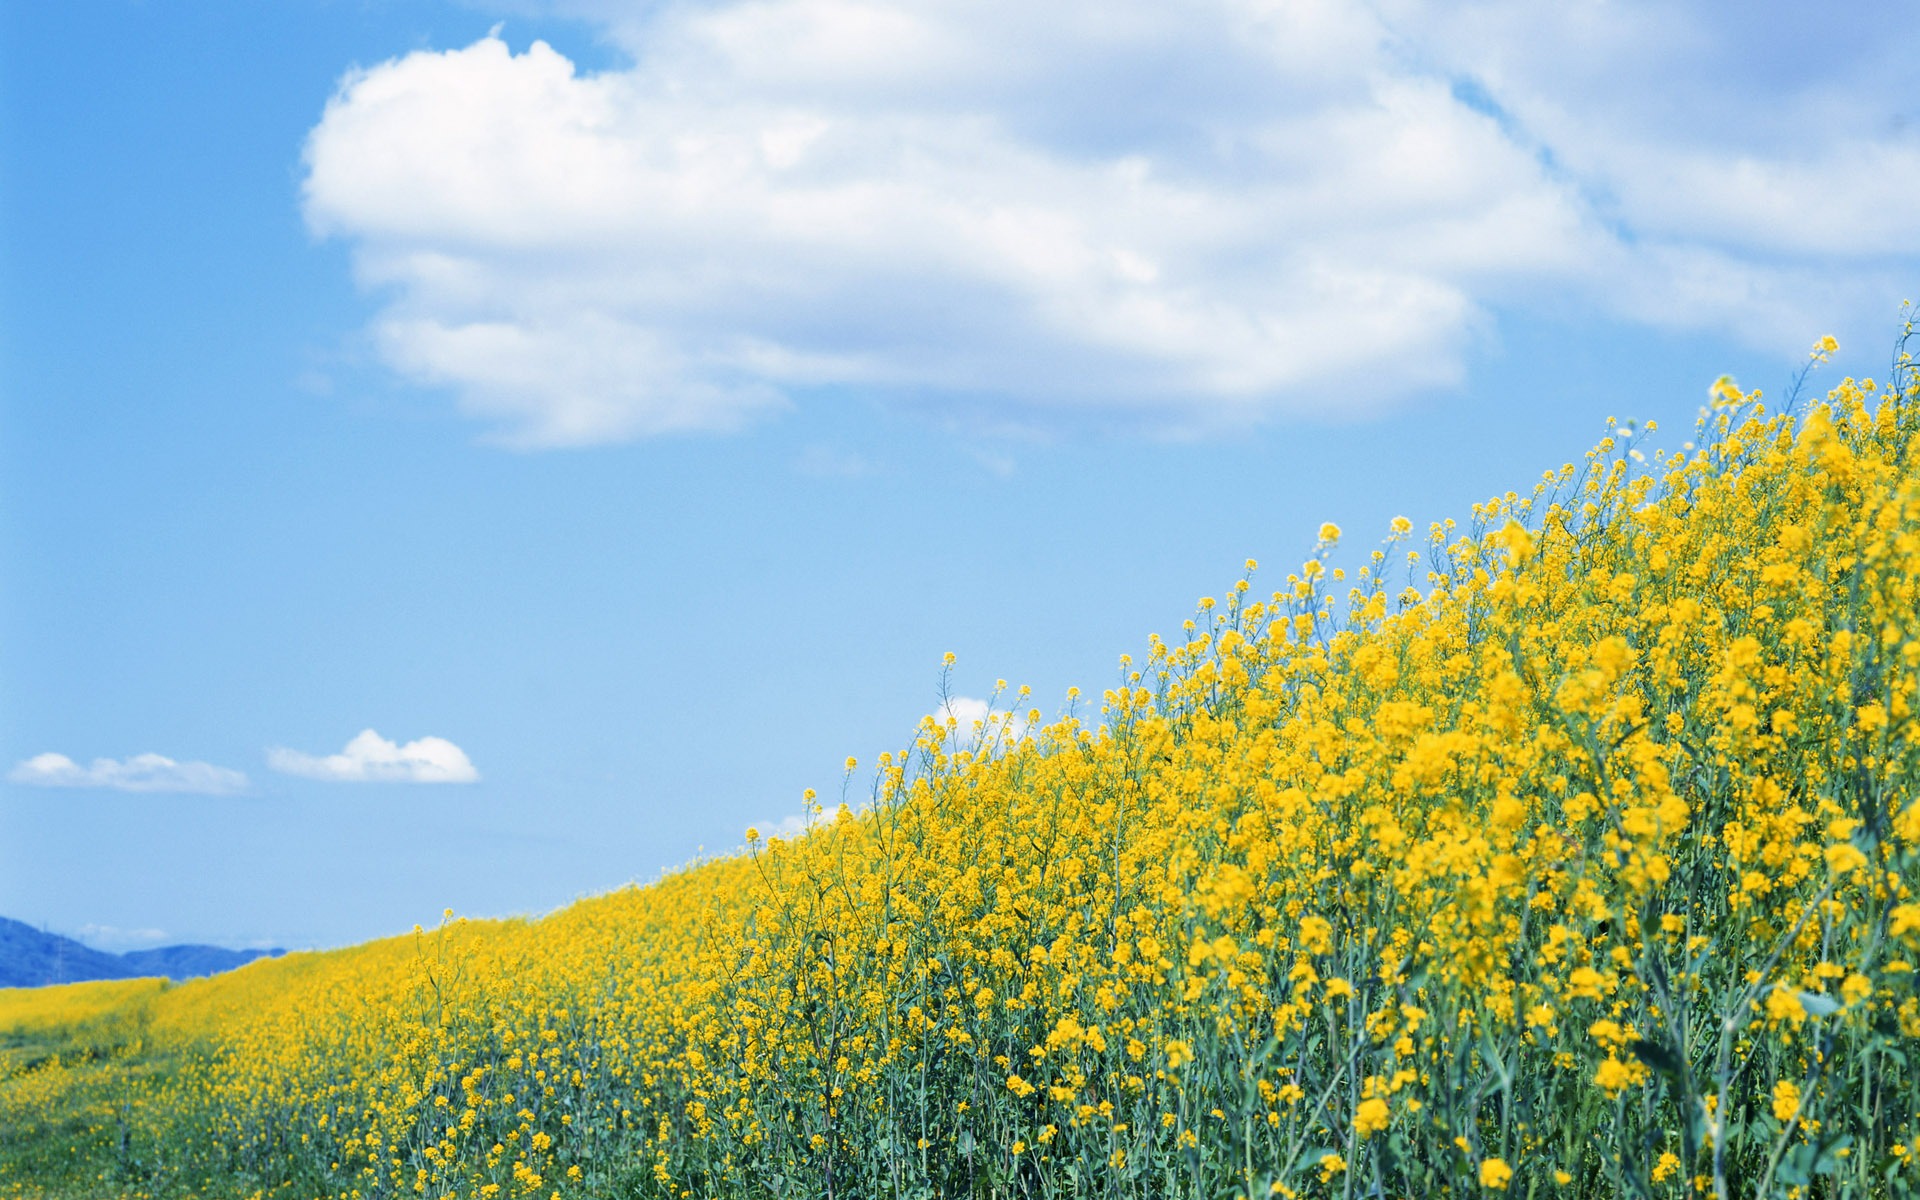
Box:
[9,318,1920,1199]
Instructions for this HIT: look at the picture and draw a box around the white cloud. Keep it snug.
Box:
[748,812,812,841]
[1371,1,1920,336]
[303,1,1920,446]
[76,924,171,952]
[930,695,1029,754]
[267,729,480,784]
[793,443,873,477]
[740,693,1028,846]
[7,752,249,795]
[745,801,844,845]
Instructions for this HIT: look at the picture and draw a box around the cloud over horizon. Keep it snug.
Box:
[267,729,481,784]
[303,0,1920,446]
[8,752,250,795]
[76,924,172,952]
[933,695,1029,752]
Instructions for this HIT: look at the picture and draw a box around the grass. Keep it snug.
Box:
[0,980,178,1199]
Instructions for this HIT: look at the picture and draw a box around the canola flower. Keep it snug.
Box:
[8,315,1920,1199]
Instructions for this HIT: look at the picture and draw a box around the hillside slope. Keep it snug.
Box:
[7,328,1920,1200]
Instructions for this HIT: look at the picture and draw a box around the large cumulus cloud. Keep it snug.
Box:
[302,0,1920,446]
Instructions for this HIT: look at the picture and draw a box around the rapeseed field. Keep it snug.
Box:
[7,321,1920,1199]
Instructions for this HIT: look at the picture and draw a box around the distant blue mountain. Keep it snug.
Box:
[119,943,280,981]
[0,917,282,988]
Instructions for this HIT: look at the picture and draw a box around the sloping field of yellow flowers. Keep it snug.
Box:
[8,324,1920,1200]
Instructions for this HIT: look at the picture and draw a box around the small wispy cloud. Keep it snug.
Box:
[742,695,1026,846]
[76,924,171,952]
[747,812,813,842]
[7,752,249,795]
[267,729,480,784]
[930,696,1030,754]
[746,799,848,846]
[793,444,874,479]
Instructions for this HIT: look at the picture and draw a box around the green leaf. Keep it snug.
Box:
[1629,1038,1682,1079]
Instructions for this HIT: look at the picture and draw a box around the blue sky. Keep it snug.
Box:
[2,0,1915,953]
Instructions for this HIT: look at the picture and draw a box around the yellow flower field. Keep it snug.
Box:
[7,319,1920,1199]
